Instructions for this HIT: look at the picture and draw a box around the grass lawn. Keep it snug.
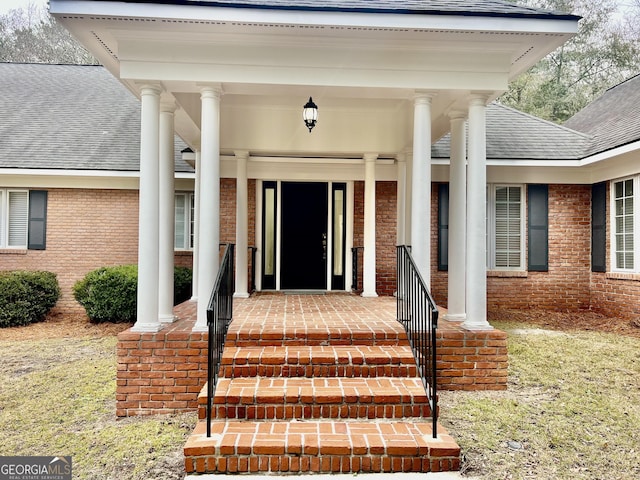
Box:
[439,316,640,480]
[0,310,638,479]
[0,335,196,480]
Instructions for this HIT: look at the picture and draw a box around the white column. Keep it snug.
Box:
[194,85,222,331]
[464,95,492,330]
[444,111,467,322]
[234,150,249,298]
[404,149,413,245]
[133,84,162,332]
[158,100,176,323]
[411,93,434,287]
[396,153,407,246]
[362,153,378,297]
[191,149,201,301]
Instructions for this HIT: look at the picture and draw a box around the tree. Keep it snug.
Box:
[0,4,97,64]
[500,0,640,122]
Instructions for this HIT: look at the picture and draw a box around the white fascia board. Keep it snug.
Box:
[431,158,582,168]
[50,0,578,35]
[0,168,195,189]
[577,140,640,167]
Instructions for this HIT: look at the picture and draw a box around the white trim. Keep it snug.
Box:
[610,176,639,273]
[50,1,578,34]
[487,184,526,271]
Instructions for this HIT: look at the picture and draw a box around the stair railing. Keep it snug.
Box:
[396,245,439,439]
[206,243,235,437]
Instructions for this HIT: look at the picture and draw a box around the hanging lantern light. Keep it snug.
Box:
[302,96,318,132]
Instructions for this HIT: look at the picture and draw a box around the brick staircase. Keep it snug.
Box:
[184,295,461,474]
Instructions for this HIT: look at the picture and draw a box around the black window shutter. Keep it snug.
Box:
[528,184,548,271]
[438,183,449,271]
[591,182,607,272]
[28,190,47,250]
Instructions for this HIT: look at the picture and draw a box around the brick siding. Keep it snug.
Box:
[6,181,640,319]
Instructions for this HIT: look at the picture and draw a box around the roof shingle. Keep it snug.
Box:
[0,63,191,172]
[563,74,640,156]
[122,0,579,20]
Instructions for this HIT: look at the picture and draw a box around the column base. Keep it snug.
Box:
[131,322,164,333]
[190,295,198,302]
[443,313,466,322]
[461,321,494,331]
[361,291,378,298]
[192,324,208,333]
[233,292,250,299]
[159,314,175,324]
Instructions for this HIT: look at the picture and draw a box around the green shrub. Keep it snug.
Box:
[73,265,138,323]
[0,271,61,328]
[174,266,193,305]
[74,265,193,323]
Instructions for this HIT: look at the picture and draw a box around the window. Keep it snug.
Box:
[613,177,636,271]
[487,185,525,270]
[0,189,29,249]
[175,192,195,250]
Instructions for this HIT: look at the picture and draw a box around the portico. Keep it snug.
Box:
[50,1,578,331]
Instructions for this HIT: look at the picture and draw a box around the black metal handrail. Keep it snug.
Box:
[351,246,363,292]
[396,245,439,439]
[206,243,235,437]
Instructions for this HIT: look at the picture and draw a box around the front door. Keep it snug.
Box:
[280,182,328,290]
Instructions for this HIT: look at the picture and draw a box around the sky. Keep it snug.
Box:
[0,0,48,15]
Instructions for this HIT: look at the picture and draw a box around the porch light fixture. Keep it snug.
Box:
[303,97,318,132]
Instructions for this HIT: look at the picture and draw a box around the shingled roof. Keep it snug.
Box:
[110,0,578,20]
[0,63,192,172]
[432,103,591,160]
[564,74,640,156]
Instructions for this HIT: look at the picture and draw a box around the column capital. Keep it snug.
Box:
[199,83,223,98]
[363,153,379,163]
[468,93,490,106]
[137,83,162,96]
[413,91,436,104]
[160,101,177,114]
[448,109,467,121]
[234,150,250,161]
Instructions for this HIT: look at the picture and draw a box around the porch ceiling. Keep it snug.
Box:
[51,0,578,157]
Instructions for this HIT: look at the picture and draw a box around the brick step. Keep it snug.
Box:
[198,377,432,421]
[225,317,409,347]
[220,345,418,378]
[184,419,461,474]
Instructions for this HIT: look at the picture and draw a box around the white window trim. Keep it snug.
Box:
[174,191,195,251]
[0,188,29,249]
[487,184,526,271]
[610,176,639,273]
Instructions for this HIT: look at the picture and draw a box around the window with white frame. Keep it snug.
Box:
[613,177,635,271]
[487,184,525,270]
[0,189,29,249]
[175,192,195,250]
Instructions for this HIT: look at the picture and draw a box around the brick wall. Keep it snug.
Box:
[0,188,140,312]
[431,184,594,312]
[376,181,397,296]
[116,302,206,416]
[437,323,508,391]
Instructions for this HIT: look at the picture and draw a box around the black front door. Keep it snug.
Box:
[280,182,328,290]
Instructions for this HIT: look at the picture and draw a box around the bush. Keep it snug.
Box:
[74,265,193,323]
[174,266,193,305]
[0,271,61,328]
[73,265,138,323]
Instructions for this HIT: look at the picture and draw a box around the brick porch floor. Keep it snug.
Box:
[116,293,507,474]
